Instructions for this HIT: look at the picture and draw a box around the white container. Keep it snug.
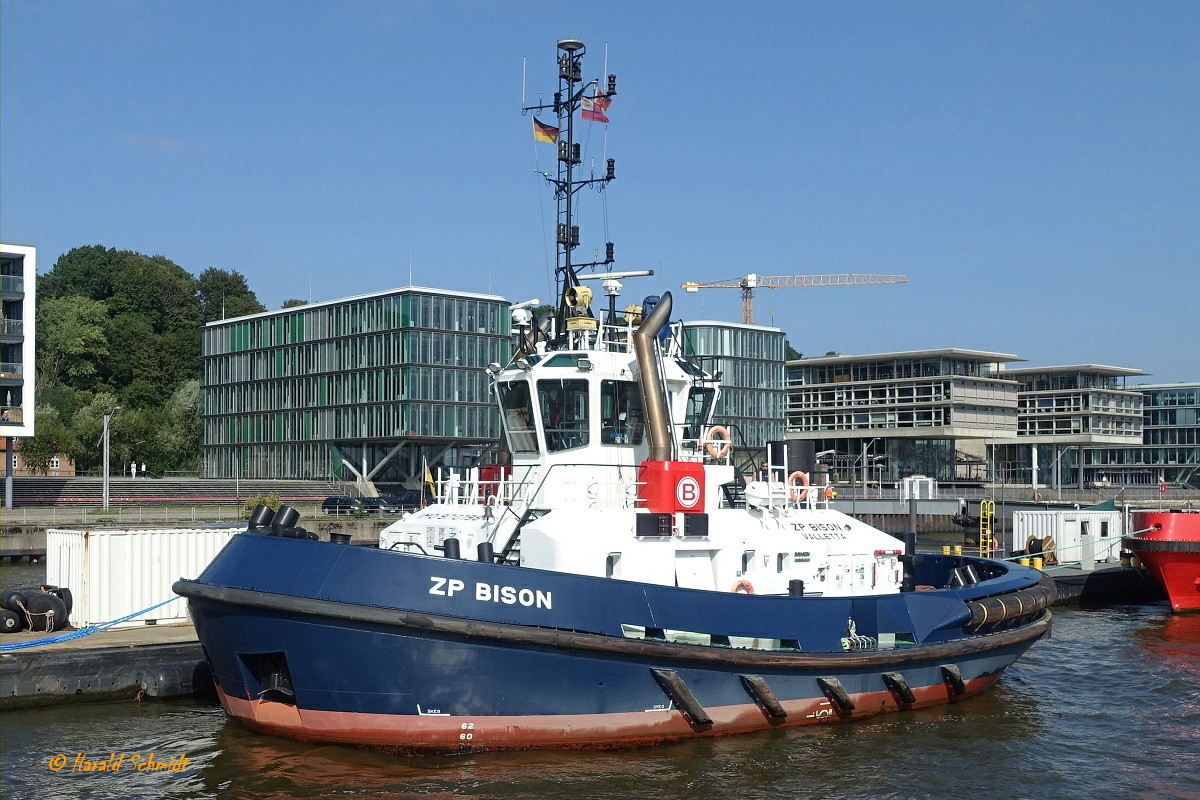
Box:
[45,527,240,628]
[900,475,937,500]
[1011,510,1124,564]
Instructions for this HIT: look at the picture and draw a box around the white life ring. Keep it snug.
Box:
[731,579,755,594]
[788,470,810,502]
[704,426,731,458]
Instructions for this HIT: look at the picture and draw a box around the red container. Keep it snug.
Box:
[638,461,705,514]
[479,464,513,503]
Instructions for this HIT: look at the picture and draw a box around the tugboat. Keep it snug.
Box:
[1123,510,1200,612]
[175,39,1054,754]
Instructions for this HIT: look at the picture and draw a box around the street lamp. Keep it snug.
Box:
[860,437,880,491]
[101,406,122,510]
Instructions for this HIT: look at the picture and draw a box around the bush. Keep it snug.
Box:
[243,492,281,518]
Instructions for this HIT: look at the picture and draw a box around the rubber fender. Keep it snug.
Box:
[739,674,787,720]
[650,668,713,727]
[0,589,28,613]
[882,672,917,705]
[0,608,22,632]
[49,587,74,616]
[23,593,68,632]
[817,676,855,712]
[941,664,966,697]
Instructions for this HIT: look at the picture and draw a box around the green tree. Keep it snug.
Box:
[281,298,308,308]
[17,407,76,474]
[197,268,265,322]
[159,380,201,473]
[36,295,110,395]
[69,392,121,475]
[784,339,802,361]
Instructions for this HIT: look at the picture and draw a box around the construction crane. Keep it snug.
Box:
[681,273,909,325]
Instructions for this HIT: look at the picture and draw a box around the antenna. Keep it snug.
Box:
[522,39,618,339]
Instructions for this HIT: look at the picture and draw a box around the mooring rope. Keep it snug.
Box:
[1,597,178,652]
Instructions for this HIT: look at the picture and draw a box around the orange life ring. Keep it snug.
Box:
[731,579,755,594]
[824,486,835,500]
[704,425,732,458]
[788,470,810,502]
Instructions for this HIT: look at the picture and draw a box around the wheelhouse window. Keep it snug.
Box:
[497,380,539,454]
[601,380,644,446]
[538,379,590,452]
[683,386,716,441]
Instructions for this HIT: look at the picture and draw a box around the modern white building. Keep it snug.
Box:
[1,243,37,508]
[991,364,1146,489]
[785,348,1022,485]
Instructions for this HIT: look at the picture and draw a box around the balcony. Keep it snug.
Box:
[0,361,23,384]
[0,275,24,299]
[0,318,23,343]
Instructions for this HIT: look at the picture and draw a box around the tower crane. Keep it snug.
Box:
[681,273,909,325]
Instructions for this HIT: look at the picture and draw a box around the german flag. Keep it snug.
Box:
[533,117,559,143]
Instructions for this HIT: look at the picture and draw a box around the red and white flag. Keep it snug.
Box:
[581,89,611,123]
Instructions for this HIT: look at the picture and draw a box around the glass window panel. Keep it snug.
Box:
[538,378,591,452]
[600,380,645,446]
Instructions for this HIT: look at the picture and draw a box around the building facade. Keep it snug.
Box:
[1081,383,1200,489]
[201,287,511,486]
[990,365,1145,489]
[785,349,1021,485]
[678,321,785,460]
[0,244,36,440]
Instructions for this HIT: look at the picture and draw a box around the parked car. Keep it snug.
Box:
[379,489,430,511]
[360,497,400,514]
[321,496,362,515]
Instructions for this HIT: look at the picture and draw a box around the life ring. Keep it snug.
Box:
[704,426,731,458]
[824,486,836,500]
[788,470,810,502]
[731,579,755,594]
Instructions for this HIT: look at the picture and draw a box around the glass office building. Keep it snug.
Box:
[785,349,1021,484]
[1081,383,1200,489]
[989,365,1145,488]
[202,287,511,484]
[678,321,785,456]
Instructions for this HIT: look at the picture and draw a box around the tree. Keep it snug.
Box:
[69,392,121,475]
[159,380,201,473]
[784,339,802,361]
[281,298,308,308]
[17,407,75,474]
[197,268,265,322]
[36,296,111,395]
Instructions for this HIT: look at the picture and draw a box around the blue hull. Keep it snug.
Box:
[178,533,1052,752]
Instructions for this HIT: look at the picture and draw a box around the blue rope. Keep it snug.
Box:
[1,597,180,652]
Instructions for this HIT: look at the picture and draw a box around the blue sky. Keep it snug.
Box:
[3,1,1198,381]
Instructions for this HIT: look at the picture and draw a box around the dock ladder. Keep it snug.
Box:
[978,499,996,556]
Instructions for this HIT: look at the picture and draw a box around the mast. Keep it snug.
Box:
[523,39,618,337]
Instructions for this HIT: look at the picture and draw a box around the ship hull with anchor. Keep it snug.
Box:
[175,39,1053,753]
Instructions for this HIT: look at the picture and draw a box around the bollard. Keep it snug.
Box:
[942,545,951,556]
[953,545,963,556]
[1031,556,1044,570]
[442,537,461,560]
[1130,555,1141,568]
[1019,557,1030,567]
[788,579,805,597]
[1120,553,1131,568]
[477,542,495,563]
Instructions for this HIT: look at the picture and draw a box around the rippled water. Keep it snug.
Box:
[3,606,1197,800]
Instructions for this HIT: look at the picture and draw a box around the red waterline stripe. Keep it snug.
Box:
[216,674,1001,754]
